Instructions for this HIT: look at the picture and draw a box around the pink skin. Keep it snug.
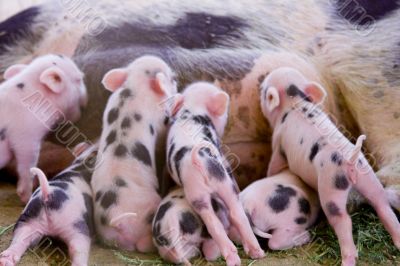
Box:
[232,169,320,250]
[92,56,180,252]
[0,142,97,266]
[167,83,265,266]
[0,54,87,203]
[260,67,400,266]
[152,189,223,264]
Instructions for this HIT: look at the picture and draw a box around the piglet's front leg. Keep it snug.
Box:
[267,148,287,177]
[14,143,40,204]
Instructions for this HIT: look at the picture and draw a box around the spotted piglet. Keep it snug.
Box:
[0,142,97,266]
[167,82,265,266]
[232,169,320,250]
[152,188,230,264]
[260,67,400,266]
[91,56,179,252]
[0,54,87,203]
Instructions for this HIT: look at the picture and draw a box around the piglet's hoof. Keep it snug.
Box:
[225,252,241,266]
[16,184,32,205]
[247,247,265,259]
[0,251,17,266]
[341,254,356,266]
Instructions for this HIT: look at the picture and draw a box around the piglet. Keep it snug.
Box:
[91,55,179,252]
[232,169,320,250]
[260,67,400,266]
[0,142,97,266]
[152,188,230,265]
[0,54,87,203]
[167,82,265,266]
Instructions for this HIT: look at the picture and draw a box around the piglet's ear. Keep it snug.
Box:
[150,72,171,97]
[39,66,66,93]
[72,142,91,157]
[171,93,184,117]
[207,91,230,117]
[102,68,128,92]
[4,64,27,80]
[266,86,280,112]
[304,82,327,104]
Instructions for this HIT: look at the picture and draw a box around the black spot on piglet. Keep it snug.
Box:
[134,113,142,122]
[286,84,311,102]
[106,130,117,147]
[107,108,119,124]
[326,202,341,216]
[131,142,152,167]
[163,116,169,125]
[191,199,208,211]
[0,128,6,141]
[154,201,173,222]
[121,117,131,129]
[281,112,289,123]
[331,152,343,166]
[100,190,117,209]
[334,174,349,190]
[207,158,226,181]
[47,190,69,210]
[114,144,128,157]
[153,223,170,246]
[179,211,199,234]
[14,197,42,230]
[95,191,103,202]
[295,217,307,225]
[309,142,320,162]
[298,197,311,215]
[268,185,297,213]
[115,177,127,187]
[120,88,133,99]
[82,192,94,236]
[73,219,90,237]
[174,146,191,182]
[50,181,69,190]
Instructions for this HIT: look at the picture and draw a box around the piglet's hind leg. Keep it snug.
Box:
[354,171,400,248]
[65,233,91,266]
[185,185,240,266]
[218,183,264,259]
[318,179,357,266]
[0,224,42,266]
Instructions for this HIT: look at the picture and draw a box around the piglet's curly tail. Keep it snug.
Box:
[348,135,366,164]
[30,167,50,203]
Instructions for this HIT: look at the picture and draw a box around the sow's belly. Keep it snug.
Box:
[51,48,322,187]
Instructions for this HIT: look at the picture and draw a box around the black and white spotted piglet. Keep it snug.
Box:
[260,67,400,266]
[152,188,230,265]
[167,82,264,266]
[91,56,180,252]
[0,142,98,266]
[231,169,320,250]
